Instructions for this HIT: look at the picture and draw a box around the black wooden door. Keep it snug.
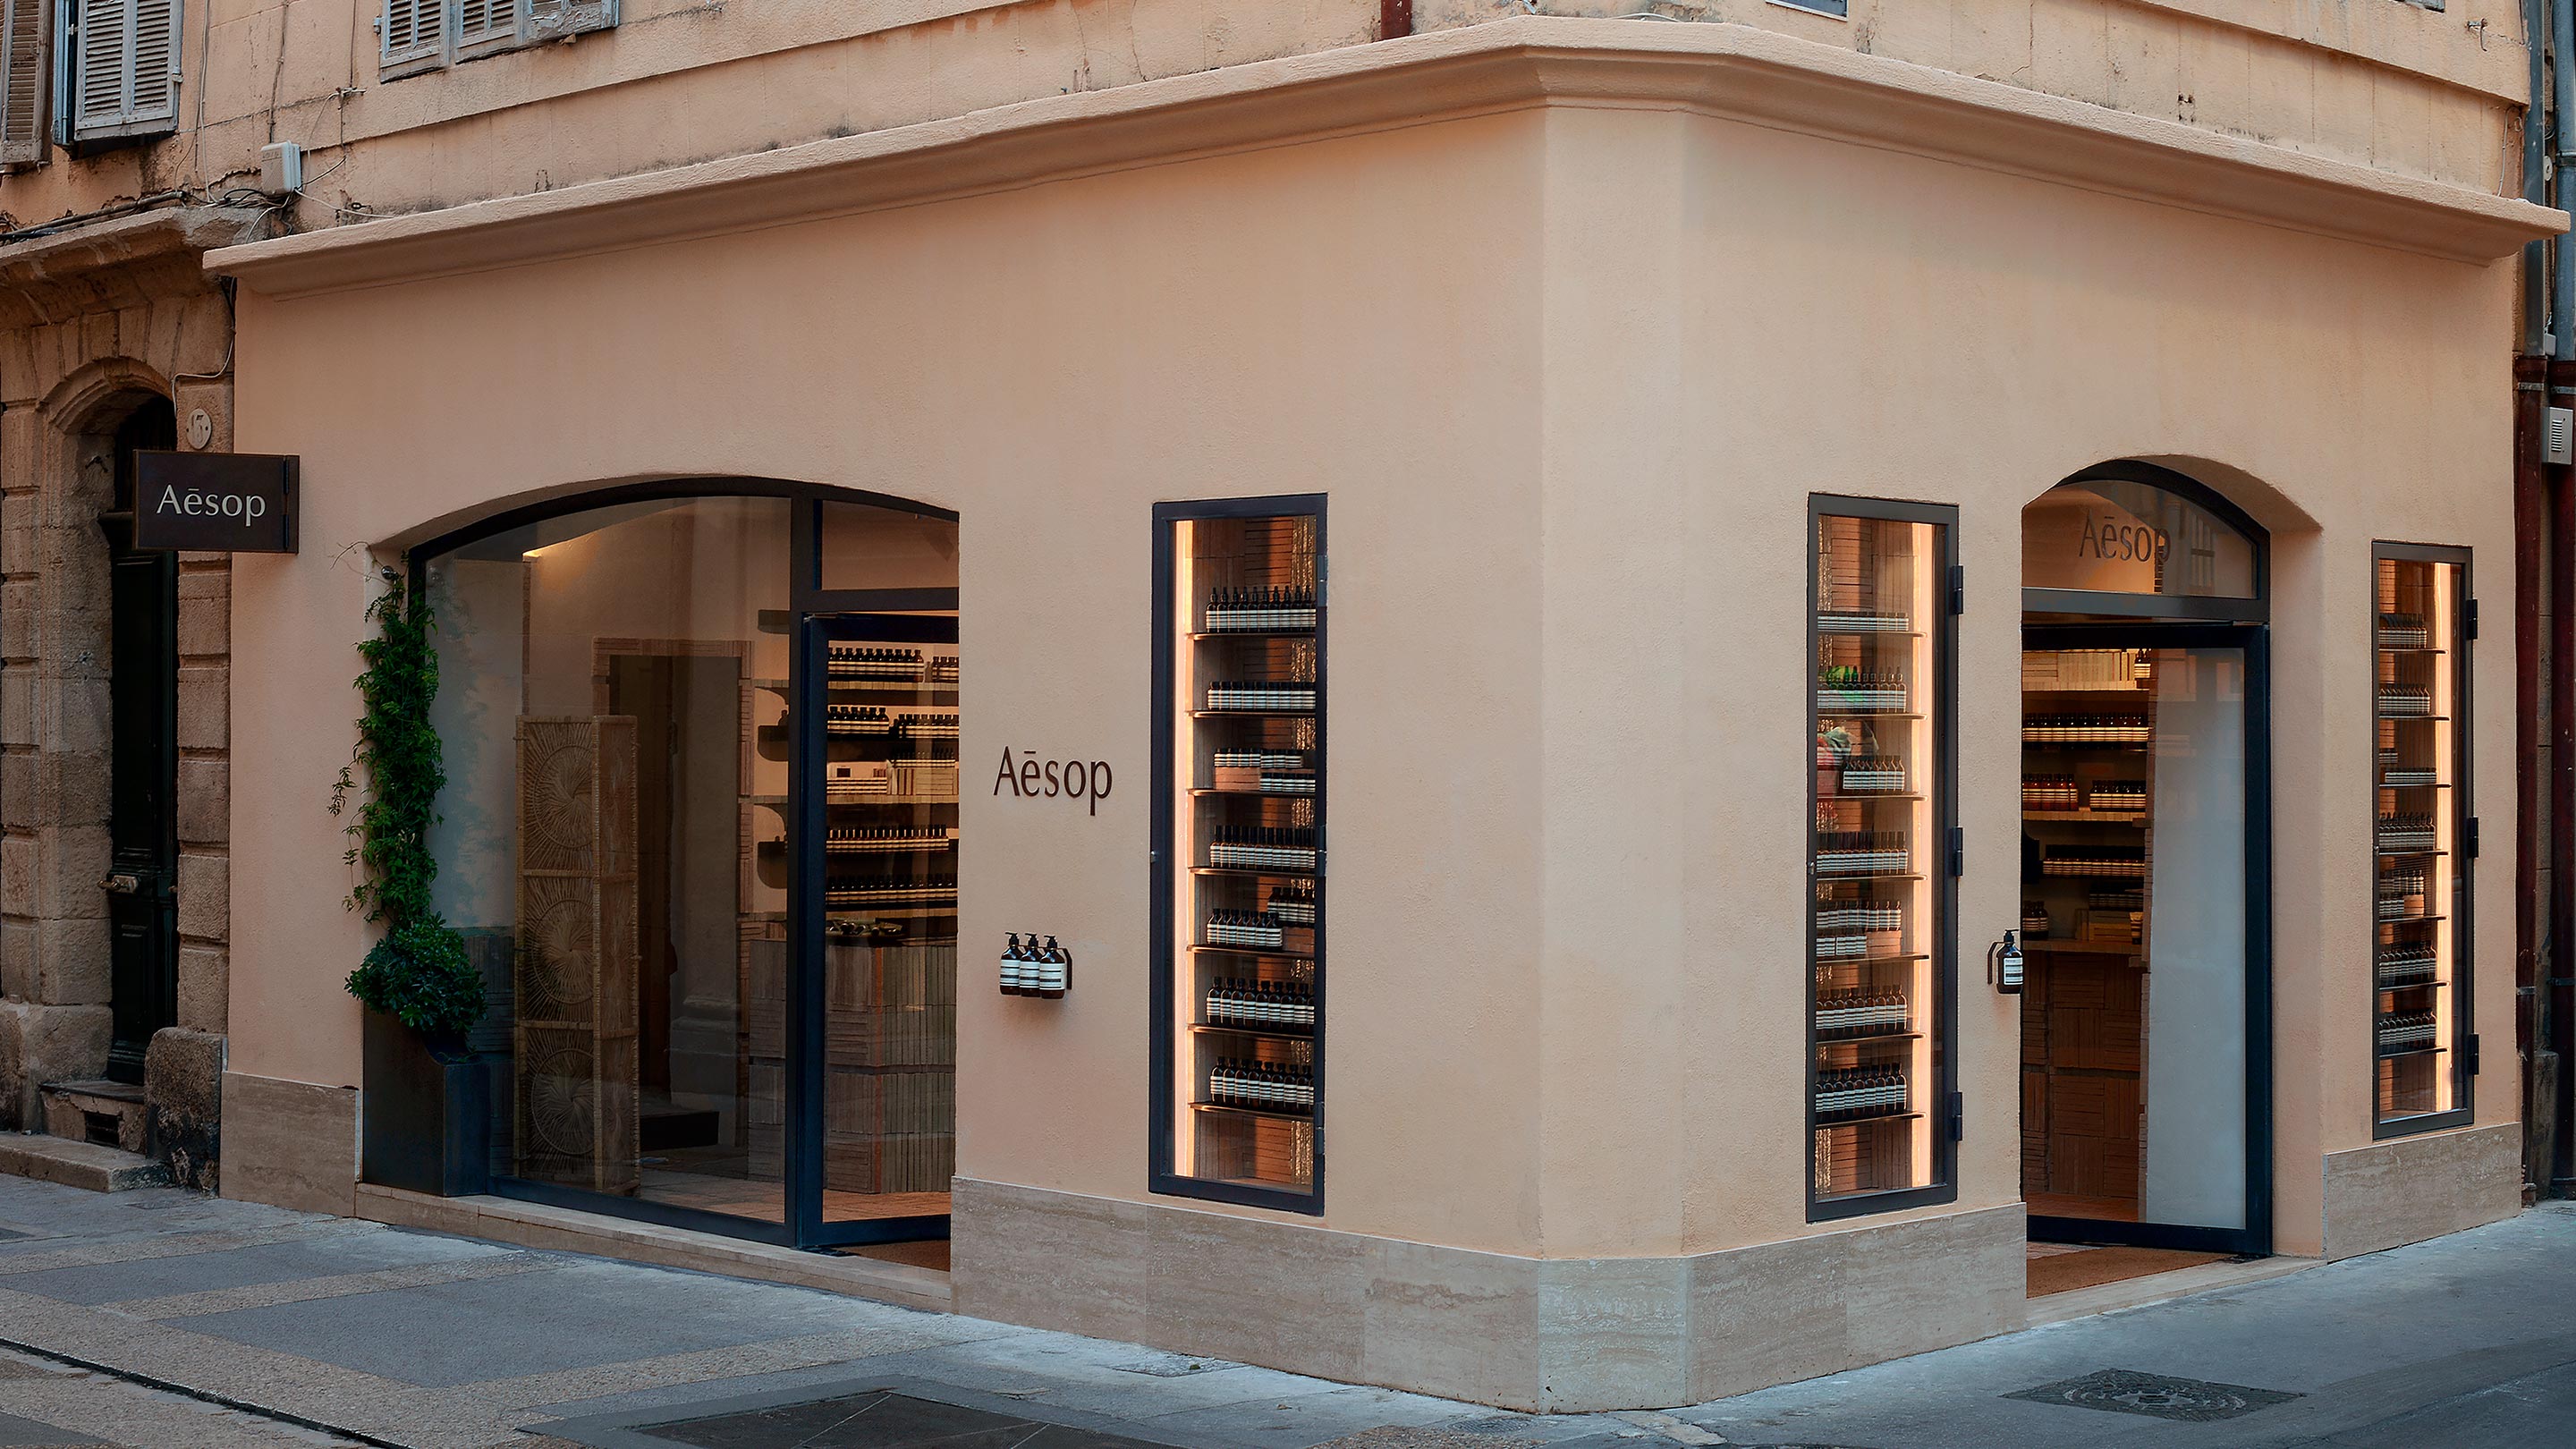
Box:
[102,402,179,1085]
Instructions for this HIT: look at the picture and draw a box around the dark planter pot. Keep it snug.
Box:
[361,1010,491,1198]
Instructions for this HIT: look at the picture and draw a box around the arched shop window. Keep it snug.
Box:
[2023,465,2264,620]
[415,485,961,1245]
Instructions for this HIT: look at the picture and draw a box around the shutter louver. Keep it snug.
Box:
[381,0,442,66]
[72,0,128,132]
[456,0,514,50]
[65,0,178,140]
[126,0,174,126]
[0,0,49,166]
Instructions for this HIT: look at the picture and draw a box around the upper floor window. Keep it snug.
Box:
[381,0,614,80]
[0,0,182,158]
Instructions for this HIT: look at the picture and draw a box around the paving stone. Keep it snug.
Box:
[0,1408,100,1447]
[176,1260,885,1389]
[19,1237,530,1308]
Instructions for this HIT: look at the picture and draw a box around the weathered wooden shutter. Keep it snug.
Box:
[0,0,49,166]
[381,0,441,67]
[68,0,177,140]
[454,0,513,53]
[523,0,613,42]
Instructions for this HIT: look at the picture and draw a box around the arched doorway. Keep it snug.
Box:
[102,396,182,1086]
[411,483,960,1254]
[2020,462,2271,1258]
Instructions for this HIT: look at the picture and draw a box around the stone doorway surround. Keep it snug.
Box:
[0,205,265,1192]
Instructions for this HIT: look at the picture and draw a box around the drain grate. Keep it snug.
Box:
[2006,1368,2301,1422]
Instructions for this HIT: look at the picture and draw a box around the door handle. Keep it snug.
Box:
[98,873,140,895]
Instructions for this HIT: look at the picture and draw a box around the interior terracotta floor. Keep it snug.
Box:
[2026,1191,2142,1222]
[842,1238,953,1272]
[2025,1241,2230,1298]
[637,1170,951,1225]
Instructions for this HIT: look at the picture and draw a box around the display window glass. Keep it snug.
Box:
[1151,497,1325,1212]
[1809,498,1956,1216]
[2372,546,2472,1134]
[2024,479,2259,604]
[420,489,961,1235]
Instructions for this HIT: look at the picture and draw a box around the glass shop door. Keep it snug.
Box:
[783,611,960,1249]
[2020,624,2270,1257]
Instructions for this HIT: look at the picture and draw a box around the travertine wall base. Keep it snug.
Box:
[217,1072,356,1217]
[951,1179,2025,1411]
[2320,1122,2523,1261]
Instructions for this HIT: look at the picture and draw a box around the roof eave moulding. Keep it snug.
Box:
[206,16,2569,297]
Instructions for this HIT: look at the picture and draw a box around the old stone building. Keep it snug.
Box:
[0,207,250,1191]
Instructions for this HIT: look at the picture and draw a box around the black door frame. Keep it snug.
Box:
[2021,619,2274,1258]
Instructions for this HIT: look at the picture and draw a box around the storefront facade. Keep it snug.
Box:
[196,17,2549,1416]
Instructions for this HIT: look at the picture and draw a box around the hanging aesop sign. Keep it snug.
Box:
[132,452,299,554]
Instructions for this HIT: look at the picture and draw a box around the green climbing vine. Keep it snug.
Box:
[331,564,485,1038]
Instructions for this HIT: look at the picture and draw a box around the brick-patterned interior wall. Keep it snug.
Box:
[0,214,242,1189]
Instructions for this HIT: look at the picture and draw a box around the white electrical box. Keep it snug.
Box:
[258,142,303,199]
[2548,407,2574,467]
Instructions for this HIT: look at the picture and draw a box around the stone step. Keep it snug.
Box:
[40,1080,148,1154]
[0,1133,171,1192]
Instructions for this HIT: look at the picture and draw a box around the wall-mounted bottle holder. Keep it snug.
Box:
[1002,934,1072,998]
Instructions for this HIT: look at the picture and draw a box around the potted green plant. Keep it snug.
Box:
[333,566,490,1197]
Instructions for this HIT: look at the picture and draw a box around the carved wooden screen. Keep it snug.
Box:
[513,715,642,1194]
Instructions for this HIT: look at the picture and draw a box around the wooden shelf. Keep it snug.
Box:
[1189,1022,1317,1041]
[1812,1109,1922,1126]
[2022,938,2141,956]
[2376,978,2446,991]
[1187,786,1319,799]
[1814,1030,1922,1046]
[2375,847,2447,858]
[1191,1100,1313,1123]
[1189,944,1317,963]
[2376,1044,2447,1060]
[1813,869,1926,881]
[1192,865,1319,880]
[1190,628,1317,640]
[1812,953,1929,968]
[1191,708,1318,719]
[1818,791,1925,802]
[2022,809,2146,824]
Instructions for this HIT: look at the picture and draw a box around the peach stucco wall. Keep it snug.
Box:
[225,95,2515,1261]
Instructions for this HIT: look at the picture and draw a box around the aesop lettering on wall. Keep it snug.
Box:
[133,452,299,554]
[995,748,1113,815]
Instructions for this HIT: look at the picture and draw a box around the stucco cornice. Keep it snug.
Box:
[206,17,2565,297]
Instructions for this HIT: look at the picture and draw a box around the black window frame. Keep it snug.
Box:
[1148,493,1328,1216]
[1806,493,1961,1223]
[404,478,960,1251]
[2370,539,2475,1140]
